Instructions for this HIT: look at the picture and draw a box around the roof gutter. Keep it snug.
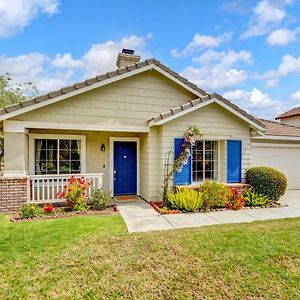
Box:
[252,135,300,141]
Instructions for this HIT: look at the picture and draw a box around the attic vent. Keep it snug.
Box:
[122,49,135,55]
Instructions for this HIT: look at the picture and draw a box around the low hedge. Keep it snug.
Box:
[246,167,287,202]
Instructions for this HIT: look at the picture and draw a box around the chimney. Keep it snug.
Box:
[116,49,140,68]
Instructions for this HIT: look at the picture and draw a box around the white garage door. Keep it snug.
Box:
[252,143,300,189]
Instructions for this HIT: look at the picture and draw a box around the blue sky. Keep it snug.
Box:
[0,0,300,119]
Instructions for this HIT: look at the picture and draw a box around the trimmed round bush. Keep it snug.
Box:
[246,167,287,202]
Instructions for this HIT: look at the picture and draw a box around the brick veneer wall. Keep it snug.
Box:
[0,177,30,213]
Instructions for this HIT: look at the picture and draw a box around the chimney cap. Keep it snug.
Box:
[122,48,135,55]
[116,50,140,68]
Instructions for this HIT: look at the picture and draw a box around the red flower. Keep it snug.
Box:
[43,204,54,214]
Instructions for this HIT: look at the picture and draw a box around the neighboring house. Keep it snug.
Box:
[0,49,300,212]
[275,106,300,127]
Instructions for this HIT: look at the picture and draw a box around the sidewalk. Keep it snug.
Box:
[117,190,300,233]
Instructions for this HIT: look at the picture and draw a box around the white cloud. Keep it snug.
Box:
[82,34,152,76]
[0,34,152,93]
[241,0,294,39]
[265,78,279,88]
[171,32,232,58]
[257,54,300,86]
[0,52,71,93]
[181,65,247,90]
[193,49,252,66]
[220,0,251,15]
[0,0,60,37]
[51,53,83,68]
[266,27,300,46]
[223,88,286,118]
[180,49,252,90]
[290,90,300,101]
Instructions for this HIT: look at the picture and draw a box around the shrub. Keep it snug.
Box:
[43,204,55,214]
[88,188,110,210]
[167,188,203,212]
[198,180,231,210]
[243,189,270,207]
[226,188,245,210]
[246,167,287,201]
[19,204,44,219]
[57,176,89,211]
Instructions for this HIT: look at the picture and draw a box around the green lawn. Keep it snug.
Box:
[0,214,299,299]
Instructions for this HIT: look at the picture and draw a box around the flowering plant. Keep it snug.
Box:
[43,203,55,214]
[57,176,89,211]
[173,126,201,173]
[226,188,245,210]
[163,126,201,203]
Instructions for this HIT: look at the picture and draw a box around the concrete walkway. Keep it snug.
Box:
[117,190,300,233]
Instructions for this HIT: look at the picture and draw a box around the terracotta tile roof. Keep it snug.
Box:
[148,93,265,129]
[275,106,300,120]
[260,119,300,137]
[0,59,208,117]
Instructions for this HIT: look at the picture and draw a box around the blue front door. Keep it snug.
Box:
[114,141,137,195]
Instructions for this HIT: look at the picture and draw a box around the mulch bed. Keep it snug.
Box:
[150,201,285,214]
[10,205,119,222]
[150,202,180,214]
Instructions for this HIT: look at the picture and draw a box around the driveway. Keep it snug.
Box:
[117,190,300,233]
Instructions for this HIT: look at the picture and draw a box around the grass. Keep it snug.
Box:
[0,214,299,299]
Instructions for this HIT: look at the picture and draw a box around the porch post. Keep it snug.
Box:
[3,121,29,177]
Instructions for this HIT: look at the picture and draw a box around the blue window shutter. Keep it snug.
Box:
[174,138,192,185]
[227,140,242,183]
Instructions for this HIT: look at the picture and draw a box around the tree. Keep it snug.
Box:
[0,74,38,168]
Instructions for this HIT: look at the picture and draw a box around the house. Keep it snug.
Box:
[0,49,300,212]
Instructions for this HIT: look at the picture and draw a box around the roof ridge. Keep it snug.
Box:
[210,93,265,128]
[275,105,300,119]
[148,94,265,129]
[148,96,209,122]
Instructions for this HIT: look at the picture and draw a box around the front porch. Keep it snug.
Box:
[30,173,103,203]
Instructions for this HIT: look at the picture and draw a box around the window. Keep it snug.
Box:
[34,138,82,175]
[192,140,218,182]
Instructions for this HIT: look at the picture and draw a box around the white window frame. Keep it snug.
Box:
[192,140,220,183]
[109,137,140,197]
[29,134,86,175]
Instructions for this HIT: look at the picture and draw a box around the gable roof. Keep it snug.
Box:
[148,93,265,131]
[275,106,300,120]
[260,119,300,137]
[0,59,208,121]
[0,57,264,132]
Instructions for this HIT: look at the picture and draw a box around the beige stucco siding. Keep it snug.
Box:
[11,71,197,126]
[159,103,251,185]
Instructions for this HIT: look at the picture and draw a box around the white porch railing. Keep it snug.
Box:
[29,173,103,203]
